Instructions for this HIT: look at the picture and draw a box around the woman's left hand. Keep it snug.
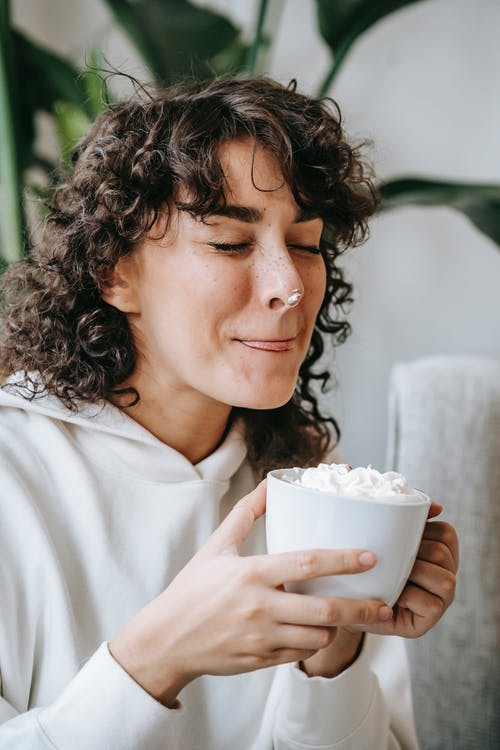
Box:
[360,502,459,638]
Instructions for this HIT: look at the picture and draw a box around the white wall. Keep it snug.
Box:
[13,0,500,467]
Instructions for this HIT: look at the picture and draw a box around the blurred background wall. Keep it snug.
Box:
[11,0,500,467]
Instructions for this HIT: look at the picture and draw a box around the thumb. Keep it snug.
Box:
[204,480,267,555]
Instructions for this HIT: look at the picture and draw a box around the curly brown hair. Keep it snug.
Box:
[0,76,377,477]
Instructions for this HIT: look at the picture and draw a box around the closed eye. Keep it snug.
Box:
[208,242,251,253]
[208,242,321,255]
[289,244,321,255]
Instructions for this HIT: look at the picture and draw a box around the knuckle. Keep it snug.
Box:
[340,550,355,571]
[321,601,340,623]
[441,570,456,593]
[357,604,372,623]
[430,597,445,618]
[297,550,318,577]
[429,543,448,566]
[237,562,258,587]
[241,599,265,623]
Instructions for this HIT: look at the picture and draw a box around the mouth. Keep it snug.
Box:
[238,338,297,352]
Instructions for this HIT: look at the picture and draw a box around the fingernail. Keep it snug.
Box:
[359,551,376,566]
[378,605,393,621]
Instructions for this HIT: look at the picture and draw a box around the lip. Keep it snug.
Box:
[238,338,297,352]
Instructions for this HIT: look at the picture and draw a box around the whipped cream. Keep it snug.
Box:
[295,463,420,501]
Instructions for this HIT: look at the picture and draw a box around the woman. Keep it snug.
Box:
[0,77,458,749]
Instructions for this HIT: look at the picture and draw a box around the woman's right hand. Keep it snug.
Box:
[109,480,390,707]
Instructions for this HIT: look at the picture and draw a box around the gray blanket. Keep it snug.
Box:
[387,356,500,750]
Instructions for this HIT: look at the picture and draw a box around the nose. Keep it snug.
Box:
[255,244,304,311]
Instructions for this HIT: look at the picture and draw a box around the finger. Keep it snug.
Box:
[239,648,319,672]
[422,521,459,570]
[260,548,377,587]
[271,624,335,652]
[362,584,445,638]
[205,480,267,554]
[271,590,392,627]
[416,539,455,572]
[408,559,456,604]
[427,501,443,520]
[268,648,319,667]
[397,581,445,620]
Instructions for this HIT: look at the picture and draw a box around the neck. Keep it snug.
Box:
[116,370,233,465]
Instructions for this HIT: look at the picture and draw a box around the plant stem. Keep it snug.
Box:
[0,0,25,263]
[246,0,269,76]
[316,44,350,97]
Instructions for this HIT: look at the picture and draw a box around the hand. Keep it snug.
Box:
[357,502,459,638]
[299,627,367,678]
[109,480,391,705]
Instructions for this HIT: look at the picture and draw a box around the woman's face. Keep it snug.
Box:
[108,138,327,411]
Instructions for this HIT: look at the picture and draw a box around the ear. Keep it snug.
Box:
[101,256,140,314]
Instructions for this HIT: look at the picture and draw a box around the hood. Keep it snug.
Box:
[0,374,248,483]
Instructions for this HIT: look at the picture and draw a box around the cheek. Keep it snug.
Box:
[306,263,327,315]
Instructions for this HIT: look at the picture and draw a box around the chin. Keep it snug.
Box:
[231,386,296,411]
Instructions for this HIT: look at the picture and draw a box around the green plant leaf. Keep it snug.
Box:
[12,30,93,171]
[54,51,113,163]
[245,0,285,77]
[26,181,53,221]
[2,25,101,264]
[315,0,430,94]
[211,38,250,77]
[82,48,113,119]
[14,31,91,112]
[246,0,268,76]
[378,178,500,247]
[0,1,25,262]
[103,0,241,82]
[54,102,91,164]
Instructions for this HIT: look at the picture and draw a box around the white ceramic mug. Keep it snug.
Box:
[266,468,431,606]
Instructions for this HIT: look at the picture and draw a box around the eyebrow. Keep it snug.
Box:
[203,204,320,224]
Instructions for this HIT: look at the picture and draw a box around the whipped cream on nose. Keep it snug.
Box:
[296,463,420,500]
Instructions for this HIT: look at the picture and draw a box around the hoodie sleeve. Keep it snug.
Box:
[1,638,419,750]
[0,643,188,750]
[272,634,419,750]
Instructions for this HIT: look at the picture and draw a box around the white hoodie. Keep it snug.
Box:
[0,383,419,749]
